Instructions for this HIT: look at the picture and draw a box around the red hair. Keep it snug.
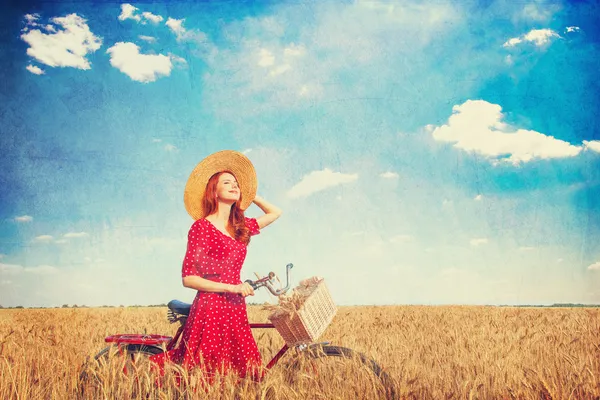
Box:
[202,171,251,245]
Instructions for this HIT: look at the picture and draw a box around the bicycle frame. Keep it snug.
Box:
[103,264,297,370]
[249,323,290,369]
[104,322,291,371]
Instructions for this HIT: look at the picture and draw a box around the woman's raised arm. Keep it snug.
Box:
[252,195,282,229]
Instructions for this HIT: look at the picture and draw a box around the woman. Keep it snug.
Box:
[150,150,282,382]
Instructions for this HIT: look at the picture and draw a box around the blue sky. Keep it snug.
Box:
[1,0,599,307]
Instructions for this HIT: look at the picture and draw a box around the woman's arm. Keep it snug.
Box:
[183,276,254,297]
[252,195,282,229]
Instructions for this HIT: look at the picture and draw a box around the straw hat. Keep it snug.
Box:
[184,150,257,220]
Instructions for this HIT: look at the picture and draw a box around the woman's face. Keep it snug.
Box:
[215,172,240,203]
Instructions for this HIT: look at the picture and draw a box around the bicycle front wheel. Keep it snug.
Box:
[283,345,397,400]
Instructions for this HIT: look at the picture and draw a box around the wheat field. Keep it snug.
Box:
[0,305,598,399]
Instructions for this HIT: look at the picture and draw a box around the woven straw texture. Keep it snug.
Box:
[269,280,337,346]
[184,150,257,220]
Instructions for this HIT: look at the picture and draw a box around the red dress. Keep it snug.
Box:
[150,217,263,380]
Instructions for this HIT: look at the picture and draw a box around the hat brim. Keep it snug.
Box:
[184,150,257,220]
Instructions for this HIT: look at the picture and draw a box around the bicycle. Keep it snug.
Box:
[80,263,397,399]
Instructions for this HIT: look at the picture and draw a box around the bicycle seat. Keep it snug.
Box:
[168,300,191,316]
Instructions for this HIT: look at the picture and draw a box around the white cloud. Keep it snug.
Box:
[141,12,163,24]
[54,239,68,244]
[20,13,102,70]
[252,44,306,77]
[63,232,88,238]
[242,148,252,154]
[504,28,560,48]
[524,29,560,45]
[431,100,582,165]
[504,37,522,47]
[258,48,275,67]
[583,140,600,153]
[35,235,53,242]
[164,144,178,152]
[166,17,185,36]
[118,4,163,24]
[380,171,399,179]
[169,54,187,65]
[118,4,141,22]
[470,238,488,246]
[106,42,173,83]
[26,64,44,75]
[287,168,358,199]
[14,215,33,222]
[139,35,157,43]
[0,254,4,259]
[152,138,162,143]
[557,258,563,263]
[588,262,600,271]
[255,45,306,77]
[474,194,483,201]
[566,26,580,33]
[24,13,40,24]
[166,18,206,42]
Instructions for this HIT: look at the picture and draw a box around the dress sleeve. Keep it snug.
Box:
[245,217,261,236]
[181,220,222,278]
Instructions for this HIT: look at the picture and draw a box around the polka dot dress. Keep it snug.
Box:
[150,217,263,381]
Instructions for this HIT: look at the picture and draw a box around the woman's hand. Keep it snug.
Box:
[231,282,255,297]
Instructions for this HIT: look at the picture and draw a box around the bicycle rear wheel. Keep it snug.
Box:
[78,344,163,398]
[95,344,163,373]
[283,345,396,400]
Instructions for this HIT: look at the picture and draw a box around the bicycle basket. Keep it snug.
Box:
[268,279,337,346]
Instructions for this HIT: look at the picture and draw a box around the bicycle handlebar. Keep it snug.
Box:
[244,263,293,296]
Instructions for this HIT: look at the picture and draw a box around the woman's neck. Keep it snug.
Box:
[210,202,232,223]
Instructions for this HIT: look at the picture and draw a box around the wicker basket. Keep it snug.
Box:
[268,280,337,346]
